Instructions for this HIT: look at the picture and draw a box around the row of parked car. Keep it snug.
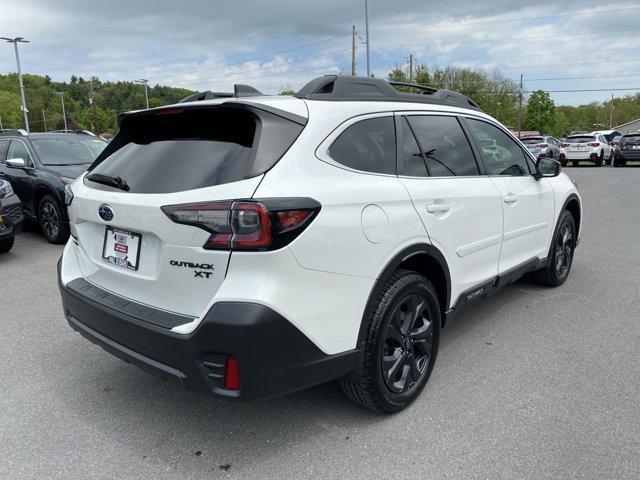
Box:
[519,129,640,168]
[0,128,107,252]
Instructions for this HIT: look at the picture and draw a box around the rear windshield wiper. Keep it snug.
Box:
[86,173,130,192]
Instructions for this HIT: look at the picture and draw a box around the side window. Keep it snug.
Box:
[7,140,31,166]
[406,115,479,176]
[0,139,9,163]
[466,119,530,176]
[328,116,396,175]
[400,117,428,177]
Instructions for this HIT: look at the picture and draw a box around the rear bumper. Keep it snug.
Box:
[617,151,640,160]
[58,260,357,399]
[0,196,24,239]
[563,151,598,160]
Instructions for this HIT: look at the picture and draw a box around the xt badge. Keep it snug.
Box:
[170,260,215,279]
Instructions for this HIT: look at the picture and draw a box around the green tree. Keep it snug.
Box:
[524,90,556,133]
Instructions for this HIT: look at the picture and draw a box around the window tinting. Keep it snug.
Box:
[86,107,303,194]
[406,115,479,176]
[328,116,396,175]
[401,117,428,176]
[0,139,9,162]
[467,119,530,176]
[566,136,596,143]
[7,140,30,165]
[32,137,106,165]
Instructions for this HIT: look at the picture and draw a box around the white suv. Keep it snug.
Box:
[560,133,611,167]
[58,75,582,413]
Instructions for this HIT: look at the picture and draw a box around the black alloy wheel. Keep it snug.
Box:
[341,269,440,413]
[39,195,69,244]
[381,294,433,394]
[534,210,576,287]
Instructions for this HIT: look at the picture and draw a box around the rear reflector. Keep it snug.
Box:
[162,198,321,251]
[588,142,600,147]
[538,143,549,148]
[224,357,240,390]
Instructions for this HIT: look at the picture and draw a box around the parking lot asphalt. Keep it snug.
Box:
[1,167,639,480]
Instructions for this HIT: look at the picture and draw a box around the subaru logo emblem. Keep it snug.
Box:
[98,204,114,222]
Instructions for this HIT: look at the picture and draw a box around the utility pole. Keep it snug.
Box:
[90,79,99,134]
[517,74,523,138]
[56,92,68,132]
[135,79,149,109]
[364,0,371,77]
[1,36,30,132]
[351,25,357,76]
[408,54,413,83]
[609,93,614,129]
[42,108,47,132]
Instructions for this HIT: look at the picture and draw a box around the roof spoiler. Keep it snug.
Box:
[179,84,263,103]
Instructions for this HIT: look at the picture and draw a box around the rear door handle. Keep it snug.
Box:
[427,203,451,214]
[503,193,518,204]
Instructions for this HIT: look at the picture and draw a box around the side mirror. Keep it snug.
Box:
[6,157,26,169]
[534,157,561,180]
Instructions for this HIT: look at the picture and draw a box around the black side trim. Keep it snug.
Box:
[66,278,193,330]
[449,257,545,317]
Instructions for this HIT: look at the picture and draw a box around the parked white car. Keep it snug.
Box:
[58,75,582,412]
[560,133,611,167]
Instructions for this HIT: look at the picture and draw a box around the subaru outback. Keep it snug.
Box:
[58,75,581,413]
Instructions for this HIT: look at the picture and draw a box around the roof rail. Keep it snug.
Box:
[179,84,264,103]
[294,75,482,111]
[0,128,28,136]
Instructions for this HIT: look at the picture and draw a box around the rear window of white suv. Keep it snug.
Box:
[86,106,304,194]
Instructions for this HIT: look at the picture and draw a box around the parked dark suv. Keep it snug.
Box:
[0,130,107,243]
[0,178,23,253]
[614,133,640,167]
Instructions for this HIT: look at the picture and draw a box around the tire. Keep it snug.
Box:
[595,152,603,168]
[572,160,579,167]
[341,269,440,413]
[560,158,568,168]
[0,237,14,254]
[613,158,620,167]
[622,159,628,167]
[606,158,612,166]
[39,195,69,244]
[534,210,576,287]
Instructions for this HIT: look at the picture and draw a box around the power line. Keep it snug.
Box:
[527,73,640,82]
[372,6,640,32]
[373,27,640,50]
[145,33,349,82]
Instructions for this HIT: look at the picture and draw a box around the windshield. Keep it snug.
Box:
[32,137,107,165]
[522,137,544,144]
[566,136,595,143]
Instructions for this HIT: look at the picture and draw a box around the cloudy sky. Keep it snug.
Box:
[1,0,639,106]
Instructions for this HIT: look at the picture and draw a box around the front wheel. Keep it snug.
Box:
[534,210,576,287]
[341,270,440,413]
[39,195,69,244]
[0,237,14,254]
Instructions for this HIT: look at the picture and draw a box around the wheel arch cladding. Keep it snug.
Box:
[563,194,581,238]
[356,243,451,351]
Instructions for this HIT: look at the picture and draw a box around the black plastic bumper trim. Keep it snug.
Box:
[66,278,193,330]
[59,260,358,399]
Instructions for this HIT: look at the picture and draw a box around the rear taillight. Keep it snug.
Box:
[561,143,569,147]
[538,143,549,148]
[588,142,600,147]
[162,198,320,251]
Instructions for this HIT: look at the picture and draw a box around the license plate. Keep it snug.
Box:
[102,227,141,271]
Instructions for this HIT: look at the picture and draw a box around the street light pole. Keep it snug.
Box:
[56,92,68,132]
[364,0,371,77]
[135,79,149,109]
[1,36,30,132]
